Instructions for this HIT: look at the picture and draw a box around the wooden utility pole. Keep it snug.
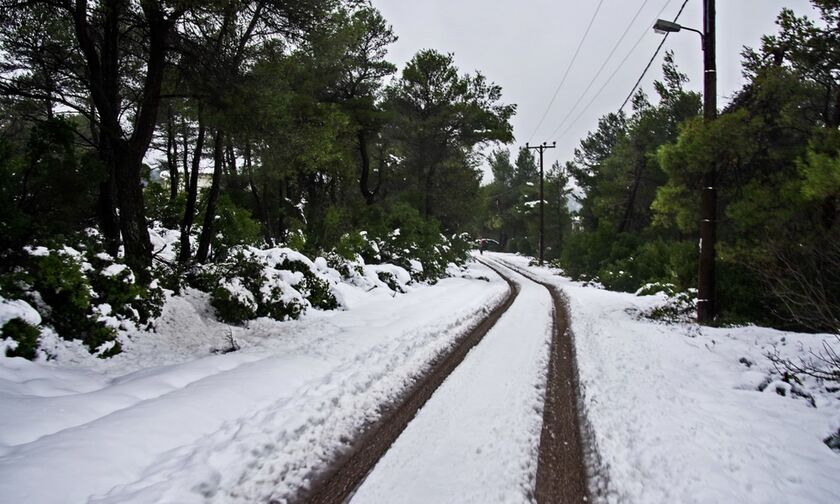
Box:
[526,141,556,266]
[698,0,717,323]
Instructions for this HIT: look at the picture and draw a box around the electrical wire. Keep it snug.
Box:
[619,0,692,112]
[527,0,606,143]
[555,0,679,140]
[544,0,657,140]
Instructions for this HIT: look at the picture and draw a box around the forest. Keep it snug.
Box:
[0,0,838,361]
[0,0,517,357]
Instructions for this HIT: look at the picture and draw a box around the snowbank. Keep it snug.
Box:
[0,261,507,503]
[498,253,840,504]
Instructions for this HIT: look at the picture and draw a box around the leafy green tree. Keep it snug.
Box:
[385,49,515,228]
[560,55,700,292]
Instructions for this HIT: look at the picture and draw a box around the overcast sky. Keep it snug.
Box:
[371,0,816,181]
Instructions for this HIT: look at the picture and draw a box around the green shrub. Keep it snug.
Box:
[144,182,184,228]
[643,289,697,323]
[287,230,307,253]
[210,195,262,260]
[1,242,162,356]
[335,231,378,263]
[211,283,258,325]
[3,318,40,360]
[204,250,325,323]
[27,252,95,338]
[89,257,163,326]
[0,119,102,253]
[258,284,305,321]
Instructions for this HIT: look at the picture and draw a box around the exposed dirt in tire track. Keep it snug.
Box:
[294,262,520,504]
[492,258,593,504]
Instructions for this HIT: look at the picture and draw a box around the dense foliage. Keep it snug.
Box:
[520,4,840,332]
[0,0,513,358]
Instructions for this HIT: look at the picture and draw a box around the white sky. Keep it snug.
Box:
[371,0,817,181]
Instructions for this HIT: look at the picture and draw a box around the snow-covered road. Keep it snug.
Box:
[350,258,554,503]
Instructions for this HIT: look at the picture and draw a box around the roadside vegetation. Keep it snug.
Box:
[0,0,508,359]
[479,2,840,333]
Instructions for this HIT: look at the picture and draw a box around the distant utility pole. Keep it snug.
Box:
[526,141,556,266]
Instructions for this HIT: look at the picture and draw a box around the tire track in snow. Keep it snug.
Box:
[493,257,595,503]
[299,261,520,504]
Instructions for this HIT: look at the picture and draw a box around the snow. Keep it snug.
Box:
[0,262,508,504]
[494,253,840,504]
[350,258,552,503]
[0,296,42,327]
[23,245,49,257]
[101,263,130,278]
[3,247,838,503]
[409,258,424,273]
[219,277,258,311]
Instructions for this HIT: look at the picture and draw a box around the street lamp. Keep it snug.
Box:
[653,1,717,324]
[653,19,704,48]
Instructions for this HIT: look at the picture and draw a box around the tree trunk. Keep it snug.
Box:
[245,143,274,246]
[68,0,182,282]
[166,105,179,203]
[96,171,121,256]
[179,106,206,264]
[195,130,224,264]
[358,129,376,205]
[226,143,237,176]
[617,161,643,234]
[225,141,240,194]
[182,116,190,193]
[115,143,154,281]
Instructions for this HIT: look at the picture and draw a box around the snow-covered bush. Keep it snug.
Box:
[0,238,164,358]
[329,227,470,284]
[281,259,339,310]
[322,203,471,284]
[211,279,259,325]
[2,318,40,359]
[640,286,697,324]
[377,271,403,292]
[196,248,336,325]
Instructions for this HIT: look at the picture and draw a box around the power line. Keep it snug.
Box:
[545,0,657,139]
[620,0,692,112]
[549,0,673,137]
[555,0,677,140]
[527,0,606,143]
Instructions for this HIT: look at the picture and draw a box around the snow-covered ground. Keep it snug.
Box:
[351,258,552,503]
[495,253,840,504]
[0,261,507,504]
[3,250,838,504]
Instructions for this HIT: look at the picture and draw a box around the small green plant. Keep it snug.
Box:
[3,318,40,360]
[283,260,339,310]
[643,289,697,323]
[211,283,258,325]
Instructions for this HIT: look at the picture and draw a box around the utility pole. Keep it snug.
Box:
[698,0,717,323]
[653,0,717,323]
[526,141,556,266]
